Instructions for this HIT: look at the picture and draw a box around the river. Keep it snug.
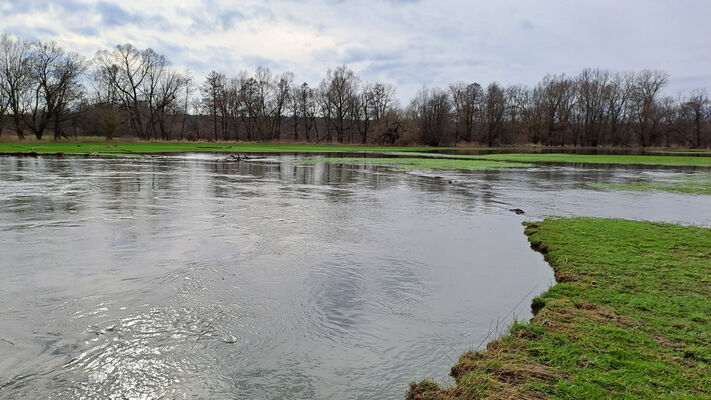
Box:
[0,154,709,399]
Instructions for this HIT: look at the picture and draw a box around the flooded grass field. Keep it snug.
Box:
[1,154,710,399]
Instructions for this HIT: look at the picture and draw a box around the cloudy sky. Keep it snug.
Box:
[1,0,709,101]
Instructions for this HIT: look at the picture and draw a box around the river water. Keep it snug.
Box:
[0,154,709,399]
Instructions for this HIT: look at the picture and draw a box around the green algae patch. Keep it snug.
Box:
[303,157,533,171]
[409,218,711,399]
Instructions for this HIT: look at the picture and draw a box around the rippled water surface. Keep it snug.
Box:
[1,154,709,399]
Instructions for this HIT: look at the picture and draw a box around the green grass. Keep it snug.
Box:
[0,141,506,155]
[590,174,711,195]
[0,141,429,155]
[409,218,711,399]
[466,153,711,167]
[345,151,711,168]
[650,149,711,155]
[312,151,711,168]
[2,141,711,167]
[303,157,533,171]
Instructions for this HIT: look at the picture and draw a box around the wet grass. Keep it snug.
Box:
[409,218,711,399]
[3,141,711,167]
[303,157,533,171]
[589,174,711,195]
[466,153,711,167]
[312,151,711,168]
[0,141,503,155]
[650,149,711,155]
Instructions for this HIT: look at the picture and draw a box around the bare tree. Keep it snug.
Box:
[679,89,709,148]
[178,72,194,141]
[449,81,483,142]
[409,87,451,146]
[0,34,31,139]
[483,83,506,147]
[94,44,151,139]
[271,71,293,141]
[154,70,187,140]
[292,82,318,142]
[372,108,404,144]
[504,84,526,144]
[631,70,669,147]
[201,70,226,141]
[575,69,609,147]
[533,74,577,146]
[25,40,86,140]
[319,66,359,143]
[357,83,374,144]
[603,72,634,146]
[369,82,396,121]
[0,74,7,136]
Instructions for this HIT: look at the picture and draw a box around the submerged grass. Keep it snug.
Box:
[467,153,711,167]
[311,151,711,168]
[303,157,533,171]
[589,174,711,195]
[409,218,711,399]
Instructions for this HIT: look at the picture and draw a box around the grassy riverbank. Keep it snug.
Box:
[465,153,711,167]
[3,140,711,167]
[0,141,450,155]
[409,218,711,399]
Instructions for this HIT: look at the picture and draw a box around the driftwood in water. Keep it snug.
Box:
[224,148,249,162]
[222,148,266,162]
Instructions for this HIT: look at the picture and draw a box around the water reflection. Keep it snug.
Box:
[0,154,709,399]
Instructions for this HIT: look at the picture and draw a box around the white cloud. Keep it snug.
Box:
[1,0,709,101]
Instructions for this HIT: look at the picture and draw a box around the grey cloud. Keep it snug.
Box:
[1,24,57,41]
[95,1,135,27]
[219,10,247,30]
[71,25,100,37]
[519,19,534,31]
[4,0,82,15]
[1,0,709,103]
[342,47,402,64]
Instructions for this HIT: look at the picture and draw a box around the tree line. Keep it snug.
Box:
[1,33,709,147]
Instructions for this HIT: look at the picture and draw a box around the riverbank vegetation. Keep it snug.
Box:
[1,32,710,148]
[0,141,453,155]
[590,174,711,195]
[5,141,711,168]
[467,153,711,167]
[5,141,711,169]
[408,218,711,399]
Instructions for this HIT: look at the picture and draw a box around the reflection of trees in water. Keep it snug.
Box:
[206,154,425,196]
[1,157,88,218]
[96,159,181,216]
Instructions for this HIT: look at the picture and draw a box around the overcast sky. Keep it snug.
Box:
[2,0,709,102]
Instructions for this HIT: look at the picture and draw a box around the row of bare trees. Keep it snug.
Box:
[93,44,190,140]
[196,65,398,144]
[409,69,710,147]
[1,32,709,147]
[0,34,86,140]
